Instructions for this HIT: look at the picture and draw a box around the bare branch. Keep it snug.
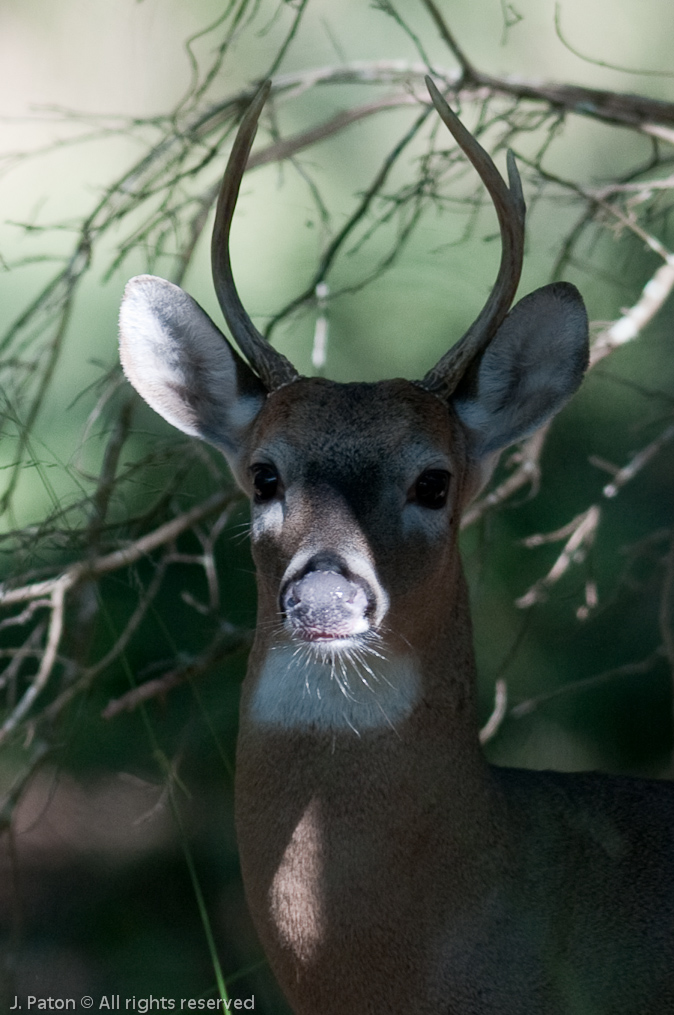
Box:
[553,1,674,80]
[263,102,433,340]
[0,600,51,631]
[461,426,548,529]
[511,651,666,718]
[479,680,508,744]
[0,624,46,694]
[0,491,240,733]
[420,0,479,80]
[516,506,601,609]
[101,625,252,720]
[0,490,239,607]
[0,577,68,744]
[603,425,674,499]
[45,558,170,722]
[591,259,674,366]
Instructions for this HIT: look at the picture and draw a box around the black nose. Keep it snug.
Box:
[281,567,372,642]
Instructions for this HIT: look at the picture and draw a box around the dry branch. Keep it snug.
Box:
[0,490,240,737]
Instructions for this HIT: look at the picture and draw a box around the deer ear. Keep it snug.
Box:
[119,275,267,483]
[452,282,589,459]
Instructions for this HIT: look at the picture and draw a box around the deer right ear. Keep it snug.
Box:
[119,275,267,485]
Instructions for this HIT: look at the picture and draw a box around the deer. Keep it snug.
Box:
[118,78,674,1015]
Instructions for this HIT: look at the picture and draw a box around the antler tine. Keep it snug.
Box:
[212,80,299,391]
[421,76,526,400]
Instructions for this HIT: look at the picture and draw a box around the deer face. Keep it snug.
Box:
[242,378,468,654]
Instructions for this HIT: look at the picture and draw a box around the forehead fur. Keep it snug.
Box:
[250,377,460,459]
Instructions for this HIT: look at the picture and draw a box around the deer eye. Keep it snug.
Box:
[251,463,279,503]
[413,469,450,510]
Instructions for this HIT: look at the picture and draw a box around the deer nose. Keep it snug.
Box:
[281,567,372,642]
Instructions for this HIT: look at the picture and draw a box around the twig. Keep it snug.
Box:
[264,62,674,130]
[516,506,601,609]
[172,95,418,286]
[0,624,46,694]
[603,424,674,499]
[516,420,674,613]
[511,650,666,717]
[45,558,170,721]
[591,259,674,366]
[263,102,434,339]
[553,1,674,80]
[461,426,548,529]
[0,600,51,630]
[0,491,240,734]
[0,489,238,607]
[0,577,68,744]
[101,625,253,719]
[420,0,479,80]
[85,398,134,551]
[479,679,508,744]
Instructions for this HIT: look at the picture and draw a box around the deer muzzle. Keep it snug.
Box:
[281,568,373,642]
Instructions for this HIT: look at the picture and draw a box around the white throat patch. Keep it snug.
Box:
[248,642,421,733]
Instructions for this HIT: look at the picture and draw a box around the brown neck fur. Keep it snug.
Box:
[236,547,506,1014]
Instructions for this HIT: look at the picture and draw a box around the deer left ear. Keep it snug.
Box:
[452,281,589,460]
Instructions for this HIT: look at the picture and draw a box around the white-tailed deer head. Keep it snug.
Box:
[119,80,674,1015]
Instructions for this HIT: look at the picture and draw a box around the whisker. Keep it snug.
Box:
[342,709,361,738]
[356,655,380,688]
[374,698,400,737]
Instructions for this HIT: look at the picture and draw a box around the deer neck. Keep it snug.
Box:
[235,554,502,976]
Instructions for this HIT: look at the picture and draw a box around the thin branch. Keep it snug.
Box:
[261,62,674,130]
[511,650,666,717]
[0,600,51,631]
[170,93,418,286]
[591,259,674,365]
[420,0,479,80]
[264,102,433,339]
[514,420,674,614]
[554,1,674,80]
[0,490,239,607]
[603,424,674,499]
[45,558,170,721]
[0,624,46,694]
[516,506,601,609]
[101,625,252,720]
[263,0,310,80]
[479,679,508,744]
[0,577,68,744]
[461,426,548,529]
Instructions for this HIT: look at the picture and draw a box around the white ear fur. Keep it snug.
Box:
[453,282,588,460]
[119,275,267,482]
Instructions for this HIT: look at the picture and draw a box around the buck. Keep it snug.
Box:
[119,80,674,1014]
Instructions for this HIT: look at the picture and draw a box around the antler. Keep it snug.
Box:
[421,76,526,400]
[212,80,299,391]
[213,77,524,395]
